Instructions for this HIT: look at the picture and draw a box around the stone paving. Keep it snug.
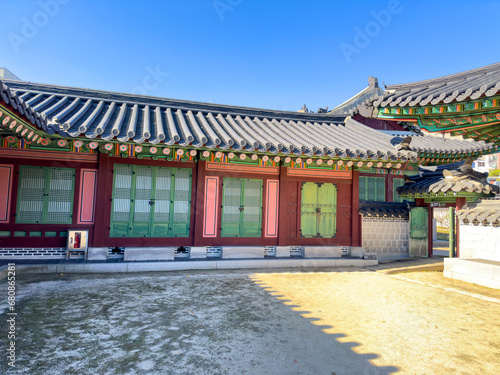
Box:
[0,266,499,374]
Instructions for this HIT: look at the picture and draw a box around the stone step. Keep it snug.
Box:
[444,258,500,289]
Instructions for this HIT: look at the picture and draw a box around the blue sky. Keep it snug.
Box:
[2,0,500,112]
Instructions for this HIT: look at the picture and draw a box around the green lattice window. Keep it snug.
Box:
[221,178,262,237]
[110,165,192,238]
[359,176,385,202]
[300,182,337,238]
[16,166,75,224]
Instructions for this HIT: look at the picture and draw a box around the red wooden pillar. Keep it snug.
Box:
[193,160,207,246]
[455,197,466,257]
[93,152,111,247]
[351,170,361,246]
[387,173,394,202]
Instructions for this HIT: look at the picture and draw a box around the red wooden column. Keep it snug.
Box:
[351,170,361,246]
[386,173,394,202]
[278,166,288,246]
[93,153,112,247]
[455,197,466,257]
[193,160,207,246]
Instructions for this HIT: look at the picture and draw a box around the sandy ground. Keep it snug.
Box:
[0,268,499,375]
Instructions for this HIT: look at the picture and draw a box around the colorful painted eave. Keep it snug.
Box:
[375,96,500,143]
[0,79,497,169]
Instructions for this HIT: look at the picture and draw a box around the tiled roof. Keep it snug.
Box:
[397,161,500,196]
[387,132,494,156]
[0,81,48,130]
[373,62,500,108]
[0,79,495,161]
[359,201,410,219]
[457,199,500,225]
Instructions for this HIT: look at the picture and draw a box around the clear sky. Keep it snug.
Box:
[1,0,500,112]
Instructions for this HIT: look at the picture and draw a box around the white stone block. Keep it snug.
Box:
[275,246,291,257]
[335,259,365,267]
[445,258,494,279]
[86,247,108,261]
[124,247,175,261]
[171,261,218,270]
[189,247,207,259]
[350,247,364,258]
[444,269,500,289]
[303,246,342,258]
[222,246,265,259]
[216,260,268,269]
[267,259,304,268]
[299,259,338,267]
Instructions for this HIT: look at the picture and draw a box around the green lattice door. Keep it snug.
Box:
[221,178,262,237]
[301,182,337,238]
[110,165,191,237]
[17,166,75,224]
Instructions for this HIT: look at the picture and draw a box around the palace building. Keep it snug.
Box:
[0,75,496,262]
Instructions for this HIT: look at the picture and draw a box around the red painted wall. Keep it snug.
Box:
[0,153,97,248]
[93,154,198,248]
[1,151,362,249]
[353,114,406,131]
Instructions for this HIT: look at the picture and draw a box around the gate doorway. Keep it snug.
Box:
[432,207,456,257]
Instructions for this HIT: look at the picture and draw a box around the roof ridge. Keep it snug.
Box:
[385,62,500,91]
[1,79,345,122]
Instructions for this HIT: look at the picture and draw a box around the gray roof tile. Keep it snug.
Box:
[457,199,500,224]
[372,62,500,107]
[359,201,410,219]
[397,161,500,196]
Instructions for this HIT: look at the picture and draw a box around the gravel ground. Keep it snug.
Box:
[0,268,499,375]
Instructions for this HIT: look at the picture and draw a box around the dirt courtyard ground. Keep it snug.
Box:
[1,268,499,375]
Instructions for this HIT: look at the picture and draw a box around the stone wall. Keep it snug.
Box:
[362,217,409,261]
[459,223,500,261]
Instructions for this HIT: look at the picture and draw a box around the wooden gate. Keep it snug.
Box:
[409,207,428,258]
